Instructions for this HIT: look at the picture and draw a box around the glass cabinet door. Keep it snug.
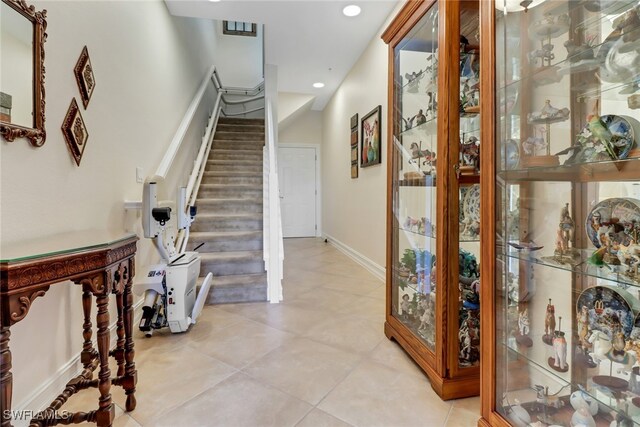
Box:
[390,4,439,352]
[494,0,640,425]
[457,3,482,371]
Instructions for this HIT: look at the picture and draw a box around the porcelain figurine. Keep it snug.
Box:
[529,43,555,66]
[402,116,416,131]
[629,368,640,394]
[564,39,595,62]
[522,136,547,156]
[543,299,556,345]
[555,203,576,257]
[516,308,533,347]
[415,109,426,126]
[507,401,531,427]
[629,94,640,110]
[410,142,436,167]
[550,318,569,372]
[460,136,480,170]
[404,216,421,233]
[570,389,598,416]
[588,330,613,364]
[586,113,618,160]
[571,406,596,427]
[528,100,570,123]
[404,70,423,94]
[400,294,411,318]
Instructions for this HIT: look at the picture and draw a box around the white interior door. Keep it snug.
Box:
[278,146,317,238]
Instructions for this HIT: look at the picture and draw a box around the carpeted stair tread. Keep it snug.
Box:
[199,250,264,262]
[218,117,265,125]
[199,183,262,190]
[196,197,262,203]
[190,230,263,240]
[203,171,263,177]
[210,149,263,155]
[194,213,262,220]
[207,159,262,165]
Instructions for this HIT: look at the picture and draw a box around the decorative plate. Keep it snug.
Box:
[569,115,636,164]
[599,34,640,84]
[585,197,640,248]
[462,184,481,223]
[502,139,520,170]
[576,285,637,339]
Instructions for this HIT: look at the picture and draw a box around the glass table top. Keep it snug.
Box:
[0,230,137,263]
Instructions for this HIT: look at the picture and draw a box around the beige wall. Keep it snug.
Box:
[279,110,323,146]
[0,1,224,408]
[320,5,401,268]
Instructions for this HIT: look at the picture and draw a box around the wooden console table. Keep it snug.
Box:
[0,231,138,427]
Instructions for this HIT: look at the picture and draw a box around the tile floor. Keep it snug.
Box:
[63,238,480,426]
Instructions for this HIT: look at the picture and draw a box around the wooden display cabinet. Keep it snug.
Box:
[382,0,482,400]
[480,0,640,425]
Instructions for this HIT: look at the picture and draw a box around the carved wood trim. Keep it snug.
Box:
[9,288,48,322]
[0,0,47,147]
[1,238,137,291]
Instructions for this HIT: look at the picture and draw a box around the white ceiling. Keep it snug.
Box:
[165,0,399,110]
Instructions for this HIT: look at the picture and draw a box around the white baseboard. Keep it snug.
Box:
[322,233,386,282]
[15,300,144,415]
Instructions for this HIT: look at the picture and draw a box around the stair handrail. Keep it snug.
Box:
[156,65,217,179]
[264,99,283,303]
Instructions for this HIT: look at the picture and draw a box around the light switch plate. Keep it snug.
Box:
[136,167,144,183]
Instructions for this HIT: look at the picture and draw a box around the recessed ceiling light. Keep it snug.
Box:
[313,82,325,88]
[343,5,361,17]
[209,0,221,2]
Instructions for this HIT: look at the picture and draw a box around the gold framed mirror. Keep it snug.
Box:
[0,0,47,147]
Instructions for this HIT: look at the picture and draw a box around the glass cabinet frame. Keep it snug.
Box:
[480,0,640,425]
[383,0,482,401]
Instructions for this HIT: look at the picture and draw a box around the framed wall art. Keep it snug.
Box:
[350,113,358,178]
[360,105,382,168]
[74,46,95,109]
[61,98,88,166]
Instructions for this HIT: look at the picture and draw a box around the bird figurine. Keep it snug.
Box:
[403,116,416,131]
[588,247,610,269]
[587,113,617,160]
[555,143,583,164]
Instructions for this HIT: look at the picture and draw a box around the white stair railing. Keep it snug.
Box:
[125,64,266,255]
[263,99,283,303]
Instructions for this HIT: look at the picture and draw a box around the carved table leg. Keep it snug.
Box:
[113,291,125,378]
[94,294,114,427]
[1,327,12,427]
[81,287,95,374]
[123,277,136,412]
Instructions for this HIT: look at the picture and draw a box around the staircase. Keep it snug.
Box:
[189,117,267,303]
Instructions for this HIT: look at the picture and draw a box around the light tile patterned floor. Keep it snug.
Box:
[63,238,480,426]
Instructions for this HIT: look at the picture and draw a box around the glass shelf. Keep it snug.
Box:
[501,343,624,420]
[499,158,640,182]
[505,246,640,289]
[399,116,438,137]
[398,227,436,239]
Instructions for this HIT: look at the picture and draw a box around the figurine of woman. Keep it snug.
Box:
[415,109,426,126]
[577,305,590,350]
[543,299,556,345]
[519,308,530,336]
[555,203,575,256]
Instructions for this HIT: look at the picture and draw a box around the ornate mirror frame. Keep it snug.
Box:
[0,0,47,147]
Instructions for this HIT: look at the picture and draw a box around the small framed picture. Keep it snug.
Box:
[61,98,89,166]
[361,105,382,167]
[74,46,95,109]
